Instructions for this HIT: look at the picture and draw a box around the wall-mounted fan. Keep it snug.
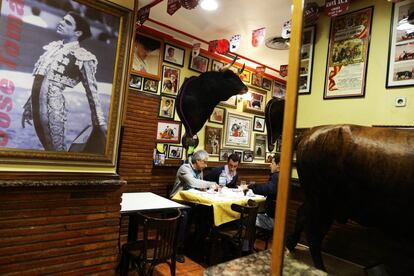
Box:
[266,19,291,50]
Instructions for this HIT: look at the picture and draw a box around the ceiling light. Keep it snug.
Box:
[200,0,218,11]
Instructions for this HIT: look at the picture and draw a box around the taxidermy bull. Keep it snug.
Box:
[176,56,248,150]
[265,98,414,271]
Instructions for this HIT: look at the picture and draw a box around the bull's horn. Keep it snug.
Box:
[238,63,245,74]
[220,55,238,72]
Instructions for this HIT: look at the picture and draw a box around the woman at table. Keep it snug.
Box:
[248,153,280,230]
[204,153,240,188]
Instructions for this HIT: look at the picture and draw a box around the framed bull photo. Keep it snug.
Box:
[155,120,182,143]
[243,88,267,115]
[0,0,132,172]
[386,0,414,88]
[167,145,183,159]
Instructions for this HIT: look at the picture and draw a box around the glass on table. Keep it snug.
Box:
[240,180,248,196]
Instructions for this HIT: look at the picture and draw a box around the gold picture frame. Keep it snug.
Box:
[131,33,164,80]
[0,0,133,172]
[243,88,267,115]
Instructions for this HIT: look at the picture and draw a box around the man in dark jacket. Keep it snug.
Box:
[204,153,240,188]
[249,153,280,230]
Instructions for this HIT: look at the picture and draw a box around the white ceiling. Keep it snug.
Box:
[138,0,294,76]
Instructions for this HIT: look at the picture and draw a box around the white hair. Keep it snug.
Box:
[190,150,209,164]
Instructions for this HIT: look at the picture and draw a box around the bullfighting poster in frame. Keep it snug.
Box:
[386,0,414,88]
[0,0,132,172]
[324,7,373,99]
[223,112,252,149]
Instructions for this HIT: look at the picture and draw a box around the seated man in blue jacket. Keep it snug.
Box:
[249,153,280,230]
[204,153,240,188]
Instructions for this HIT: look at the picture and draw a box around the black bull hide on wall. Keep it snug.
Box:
[265,98,414,270]
[176,68,248,150]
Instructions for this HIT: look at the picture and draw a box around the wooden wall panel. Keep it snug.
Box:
[0,183,121,275]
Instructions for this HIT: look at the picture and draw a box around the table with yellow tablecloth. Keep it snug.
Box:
[172,188,265,226]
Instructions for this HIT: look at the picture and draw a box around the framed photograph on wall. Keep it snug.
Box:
[211,59,224,71]
[158,96,176,119]
[240,70,251,84]
[243,150,254,162]
[219,149,234,161]
[273,80,286,99]
[324,7,373,99]
[262,78,272,91]
[189,53,209,73]
[254,134,266,159]
[299,25,316,94]
[155,120,181,143]
[265,152,274,163]
[131,33,163,80]
[387,0,414,88]
[163,43,185,67]
[253,116,265,132]
[143,78,159,93]
[167,145,183,159]
[0,0,132,171]
[251,73,263,87]
[209,106,226,124]
[219,95,238,108]
[204,126,222,156]
[223,113,252,148]
[243,89,267,115]
[161,65,180,96]
[129,74,142,90]
[234,150,243,161]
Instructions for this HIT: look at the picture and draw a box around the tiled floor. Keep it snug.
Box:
[151,239,270,276]
[149,239,365,276]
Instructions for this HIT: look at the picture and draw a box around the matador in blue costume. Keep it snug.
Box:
[22,12,106,153]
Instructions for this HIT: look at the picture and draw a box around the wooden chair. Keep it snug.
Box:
[210,199,259,263]
[120,209,181,276]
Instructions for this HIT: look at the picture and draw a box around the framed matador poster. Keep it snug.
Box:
[324,7,373,99]
[0,0,132,171]
[223,112,252,149]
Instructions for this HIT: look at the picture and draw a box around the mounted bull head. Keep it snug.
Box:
[265,97,285,151]
[176,55,248,151]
